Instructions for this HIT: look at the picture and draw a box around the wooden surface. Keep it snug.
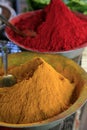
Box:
[81,47,87,72]
[79,47,87,130]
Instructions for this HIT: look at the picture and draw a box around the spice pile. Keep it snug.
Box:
[0,57,75,124]
[6,0,87,52]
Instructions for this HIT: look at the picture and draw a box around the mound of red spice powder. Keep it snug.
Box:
[6,0,87,52]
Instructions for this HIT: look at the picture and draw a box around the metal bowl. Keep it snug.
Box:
[0,52,87,130]
[0,3,16,30]
[5,10,87,62]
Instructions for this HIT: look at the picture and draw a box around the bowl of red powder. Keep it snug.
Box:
[5,0,87,61]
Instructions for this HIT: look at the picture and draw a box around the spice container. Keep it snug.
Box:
[5,3,87,64]
[0,52,87,130]
[0,3,16,42]
[52,47,85,64]
[0,3,16,30]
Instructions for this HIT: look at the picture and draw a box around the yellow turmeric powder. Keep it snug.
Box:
[0,57,75,124]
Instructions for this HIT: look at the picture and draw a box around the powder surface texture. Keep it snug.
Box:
[6,0,87,52]
[0,57,75,124]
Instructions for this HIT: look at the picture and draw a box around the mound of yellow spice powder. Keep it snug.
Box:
[0,57,75,124]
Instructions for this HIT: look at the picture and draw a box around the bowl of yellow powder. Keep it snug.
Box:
[0,52,87,130]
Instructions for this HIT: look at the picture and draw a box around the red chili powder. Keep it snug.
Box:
[6,0,87,52]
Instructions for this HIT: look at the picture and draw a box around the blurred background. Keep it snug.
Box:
[0,0,87,14]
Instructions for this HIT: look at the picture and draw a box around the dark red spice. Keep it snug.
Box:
[0,127,19,130]
[6,0,87,52]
